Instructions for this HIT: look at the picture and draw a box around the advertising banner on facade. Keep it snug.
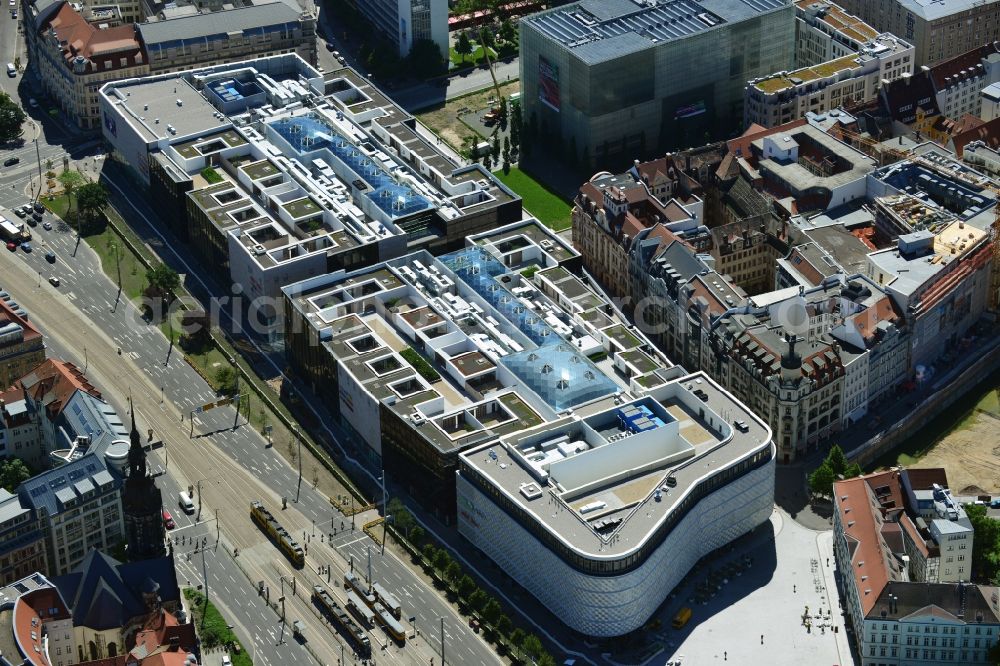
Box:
[538,56,560,112]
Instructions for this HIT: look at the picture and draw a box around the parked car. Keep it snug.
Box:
[161,508,175,529]
[28,98,38,108]
[25,216,36,227]
[221,656,231,666]
[13,206,26,218]
[325,42,335,52]
[6,241,16,251]
[5,63,14,77]
[19,242,31,252]
[42,221,51,231]
[33,201,44,213]
[47,276,59,287]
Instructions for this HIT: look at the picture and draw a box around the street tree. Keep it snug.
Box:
[496,614,513,638]
[0,458,31,492]
[58,170,86,222]
[457,574,476,599]
[468,588,488,613]
[407,38,445,78]
[455,32,474,66]
[509,627,526,659]
[179,309,211,352]
[537,654,557,666]
[75,181,109,233]
[522,634,545,661]
[408,525,425,546]
[444,560,462,586]
[808,461,836,498]
[481,598,501,627]
[500,18,517,44]
[146,261,180,302]
[0,93,26,143]
[214,366,238,396]
[421,543,437,565]
[827,444,848,476]
[432,548,451,573]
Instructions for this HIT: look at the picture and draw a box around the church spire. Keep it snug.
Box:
[128,397,146,480]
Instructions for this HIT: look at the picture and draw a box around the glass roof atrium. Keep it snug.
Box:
[441,247,618,411]
[267,114,433,219]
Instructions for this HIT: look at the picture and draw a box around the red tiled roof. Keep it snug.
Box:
[16,359,101,419]
[0,299,42,344]
[726,119,809,159]
[903,468,949,491]
[929,43,1000,90]
[42,4,142,75]
[786,246,826,286]
[949,115,1000,157]
[847,296,900,344]
[14,588,71,666]
[834,469,908,616]
[899,512,930,558]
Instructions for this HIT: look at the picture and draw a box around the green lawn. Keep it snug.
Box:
[184,589,251,665]
[43,193,72,220]
[87,226,148,302]
[492,167,572,231]
[449,45,497,68]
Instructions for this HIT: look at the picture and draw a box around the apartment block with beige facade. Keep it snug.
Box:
[138,2,317,74]
[746,33,914,129]
[795,0,881,67]
[24,0,316,131]
[26,1,148,130]
[836,0,1000,67]
[833,469,998,666]
[0,296,45,391]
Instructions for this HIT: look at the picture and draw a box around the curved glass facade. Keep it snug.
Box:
[459,442,774,577]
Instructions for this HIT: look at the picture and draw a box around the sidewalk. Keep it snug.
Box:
[816,530,854,666]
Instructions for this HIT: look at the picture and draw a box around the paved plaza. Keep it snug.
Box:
[634,508,852,666]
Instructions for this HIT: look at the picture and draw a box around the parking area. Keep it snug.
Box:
[638,509,850,666]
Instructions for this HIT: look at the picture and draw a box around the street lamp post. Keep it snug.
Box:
[293,426,302,502]
[33,138,42,204]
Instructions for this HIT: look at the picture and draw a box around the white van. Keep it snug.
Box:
[6,63,15,77]
[178,491,195,514]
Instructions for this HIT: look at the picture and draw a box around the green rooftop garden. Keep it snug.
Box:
[283,197,322,219]
[604,324,642,351]
[243,160,280,181]
[401,347,440,383]
[754,54,860,94]
[201,167,223,184]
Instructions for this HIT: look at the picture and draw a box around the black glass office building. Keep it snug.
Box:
[519,0,795,168]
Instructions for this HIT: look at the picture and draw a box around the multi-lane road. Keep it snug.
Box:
[0,185,500,665]
[0,10,540,664]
